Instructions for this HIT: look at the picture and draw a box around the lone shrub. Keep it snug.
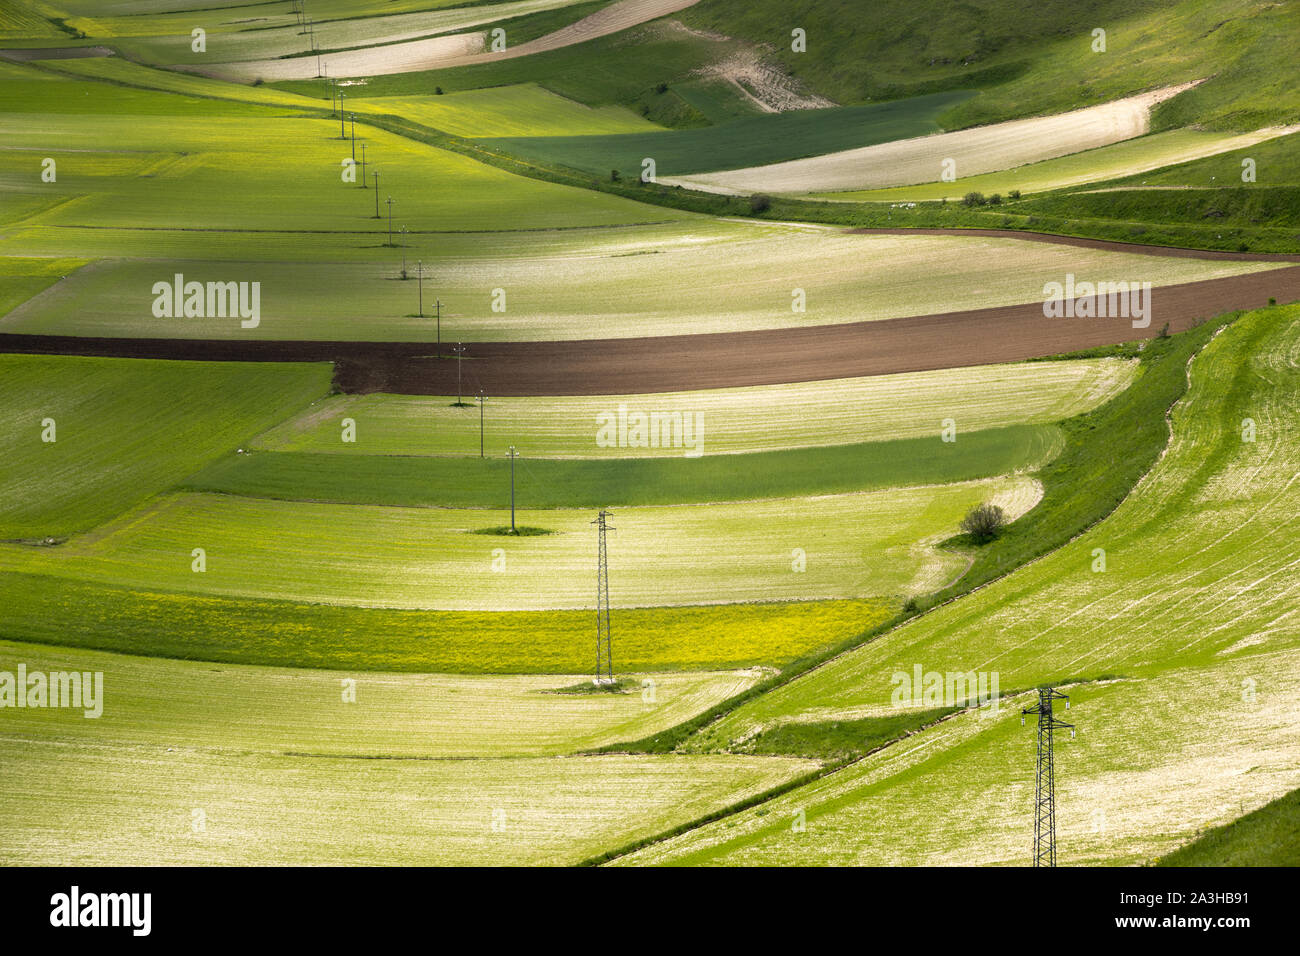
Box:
[962,191,986,207]
[750,193,772,214]
[960,503,1006,542]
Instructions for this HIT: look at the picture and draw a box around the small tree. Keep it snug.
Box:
[1008,189,1021,200]
[960,503,1006,542]
[962,191,986,207]
[988,193,1002,205]
[749,193,772,214]
[610,168,621,183]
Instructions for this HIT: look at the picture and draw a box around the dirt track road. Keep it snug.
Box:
[4,263,1297,396]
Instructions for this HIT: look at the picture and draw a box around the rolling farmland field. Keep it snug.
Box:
[1,0,1297,898]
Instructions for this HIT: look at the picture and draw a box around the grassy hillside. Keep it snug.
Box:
[683,0,1300,131]
[0,356,331,539]
[1158,786,1300,866]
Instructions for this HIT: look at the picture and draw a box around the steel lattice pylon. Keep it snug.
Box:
[592,510,615,682]
[1022,686,1074,867]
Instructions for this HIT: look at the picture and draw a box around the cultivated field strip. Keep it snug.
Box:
[814,126,1300,202]
[664,84,1199,195]
[0,355,332,538]
[253,358,1136,458]
[0,741,813,866]
[0,478,1041,610]
[0,639,759,758]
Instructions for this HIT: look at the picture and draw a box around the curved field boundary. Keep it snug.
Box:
[663,83,1200,195]
[196,0,702,82]
[846,228,1300,262]
[3,264,1297,396]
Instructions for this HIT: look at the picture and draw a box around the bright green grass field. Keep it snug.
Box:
[697,305,1300,743]
[480,91,973,180]
[346,83,662,138]
[0,355,331,539]
[189,424,1062,509]
[0,571,891,672]
[1158,784,1300,866]
[2,232,1277,342]
[0,639,762,758]
[0,256,88,316]
[812,128,1293,202]
[253,359,1136,457]
[0,477,1038,610]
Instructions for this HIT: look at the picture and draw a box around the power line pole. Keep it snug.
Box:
[416,259,424,317]
[349,112,356,161]
[385,196,394,246]
[592,509,615,684]
[477,391,487,458]
[338,89,345,137]
[1022,686,1075,867]
[434,298,442,356]
[507,446,518,534]
[372,170,380,216]
[452,342,465,405]
[359,142,367,188]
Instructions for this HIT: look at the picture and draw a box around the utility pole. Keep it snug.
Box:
[1022,686,1075,867]
[507,446,518,534]
[592,509,615,683]
[400,226,408,276]
[349,112,356,161]
[385,196,395,246]
[416,260,424,317]
[477,391,487,458]
[434,298,442,355]
[359,142,367,188]
[339,89,345,137]
[372,170,380,216]
[452,342,466,405]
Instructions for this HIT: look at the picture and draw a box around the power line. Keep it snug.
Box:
[1022,686,1075,867]
[592,509,615,684]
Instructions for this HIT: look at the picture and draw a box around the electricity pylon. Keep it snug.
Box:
[592,510,614,683]
[1022,686,1074,867]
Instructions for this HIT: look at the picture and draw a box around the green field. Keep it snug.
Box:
[0,355,330,539]
[481,91,972,179]
[190,424,1061,508]
[614,304,1300,865]
[2,0,1296,870]
[0,476,1039,610]
[250,359,1135,457]
[1159,785,1300,867]
[0,568,892,672]
[0,638,763,758]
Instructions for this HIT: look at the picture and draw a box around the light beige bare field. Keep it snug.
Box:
[665,83,1201,195]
